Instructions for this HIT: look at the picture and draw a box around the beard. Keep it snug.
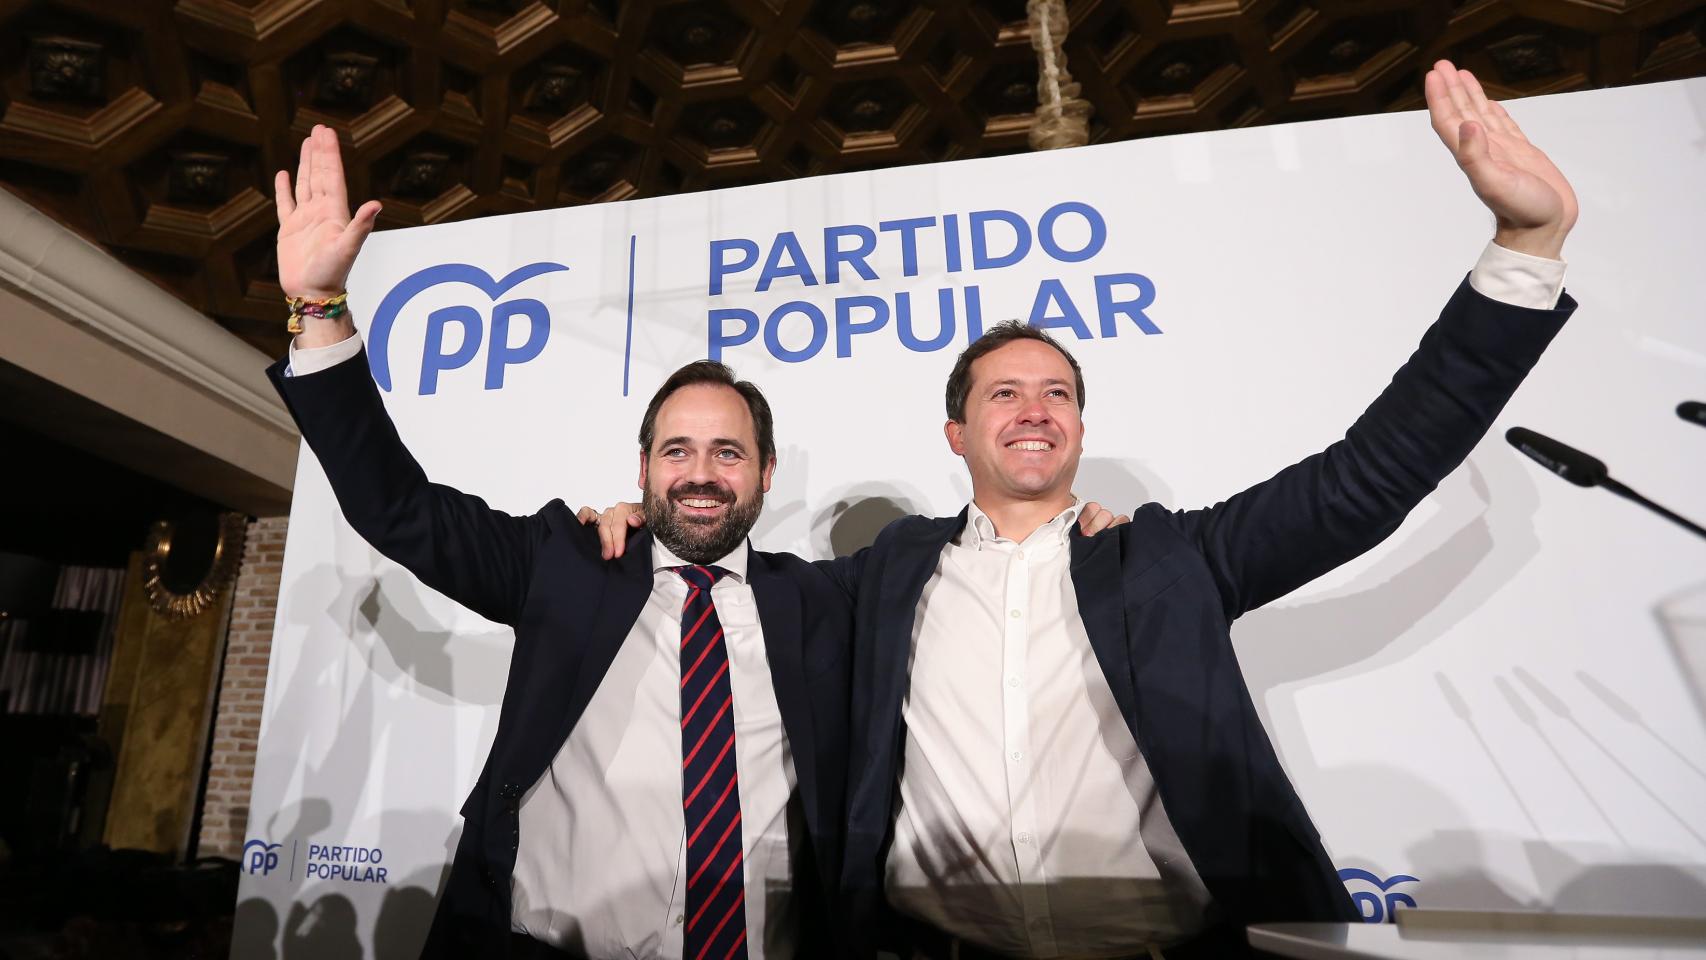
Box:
[644,480,764,565]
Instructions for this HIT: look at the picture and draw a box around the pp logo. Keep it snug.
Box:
[1339,869,1418,923]
[369,262,570,395]
[243,839,283,876]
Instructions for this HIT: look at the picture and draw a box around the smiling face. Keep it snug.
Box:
[638,382,775,565]
[945,338,1085,509]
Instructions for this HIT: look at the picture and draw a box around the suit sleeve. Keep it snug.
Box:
[812,550,867,602]
[1168,277,1574,621]
[268,349,546,627]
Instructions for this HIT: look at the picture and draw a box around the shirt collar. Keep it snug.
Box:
[962,498,1082,550]
[650,537,749,583]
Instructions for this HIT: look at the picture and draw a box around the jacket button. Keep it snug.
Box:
[499,782,522,800]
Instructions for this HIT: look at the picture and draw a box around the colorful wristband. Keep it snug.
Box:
[286,293,349,334]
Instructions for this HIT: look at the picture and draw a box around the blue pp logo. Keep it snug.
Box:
[1340,868,1418,923]
[242,839,283,876]
[369,262,570,395]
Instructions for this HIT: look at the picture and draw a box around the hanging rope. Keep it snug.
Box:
[1026,0,1092,150]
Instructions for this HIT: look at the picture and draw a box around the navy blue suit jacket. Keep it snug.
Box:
[821,278,1574,952]
[267,354,853,959]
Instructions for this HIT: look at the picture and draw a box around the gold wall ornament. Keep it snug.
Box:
[142,512,247,620]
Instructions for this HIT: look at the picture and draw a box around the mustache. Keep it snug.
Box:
[667,482,734,502]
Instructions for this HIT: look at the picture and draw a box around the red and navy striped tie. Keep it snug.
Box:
[675,564,748,960]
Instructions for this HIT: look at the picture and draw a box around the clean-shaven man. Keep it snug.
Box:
[592,60,1580,959]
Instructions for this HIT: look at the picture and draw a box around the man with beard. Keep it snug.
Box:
[267,128,859,960]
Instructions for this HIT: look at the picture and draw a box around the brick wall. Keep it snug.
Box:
[195,515,287,859]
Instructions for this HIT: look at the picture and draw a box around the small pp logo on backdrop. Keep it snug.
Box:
[1339,868,1419,923]
[242,839,283,877]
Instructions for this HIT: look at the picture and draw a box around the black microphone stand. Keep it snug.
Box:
[1600,477,1706,540]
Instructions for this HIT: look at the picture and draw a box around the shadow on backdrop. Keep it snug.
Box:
[232,897,281,960]
[373,865,449,960]
[813,483,921,556]
[355,571,510,707]
[282,892,360,960]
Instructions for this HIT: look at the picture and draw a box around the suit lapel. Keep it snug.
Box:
[501,529,654,796]
[747,548,819,839]
[870,511,966,754]
[1069,527,1139,723]
[557,530,656,744]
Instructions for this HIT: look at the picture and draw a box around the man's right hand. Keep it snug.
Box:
[577,503,646,560]
[274,124,382,348]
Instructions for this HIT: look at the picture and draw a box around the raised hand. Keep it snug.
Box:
[1425,60,1577,259]
[274,125,382,305]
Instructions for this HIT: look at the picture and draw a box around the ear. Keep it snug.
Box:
[760,454,777,493]
[637,449,648,491]
[944,419,966,456]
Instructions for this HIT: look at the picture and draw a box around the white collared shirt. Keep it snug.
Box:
[509,539,798,959]
[886,501,1213,956]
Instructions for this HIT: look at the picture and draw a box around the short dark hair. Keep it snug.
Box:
[638,360,776,465]
[944,321,1086,422]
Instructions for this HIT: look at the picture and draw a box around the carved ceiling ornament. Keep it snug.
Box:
[315,51,380,108]
[27,36,105,101]
[528,62,586,112]
[142,513,247,621]
[392,150,452,197]
[168,151,231,205]
[1487,33,1566,83]
[0,0,1699,359]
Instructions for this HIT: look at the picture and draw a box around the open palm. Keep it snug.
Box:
[274,125,381,300]
[1425,60,1577,254]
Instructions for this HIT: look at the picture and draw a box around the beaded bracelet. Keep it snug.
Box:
[285,293,349,334]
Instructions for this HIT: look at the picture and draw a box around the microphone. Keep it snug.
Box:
[1680,401,1706,428]
[1505,427,1706,540]
[1505,427,1606,487]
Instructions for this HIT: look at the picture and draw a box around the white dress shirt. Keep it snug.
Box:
[510,539,799,958]
[887,501,1212,957]
[885,245,1567,957]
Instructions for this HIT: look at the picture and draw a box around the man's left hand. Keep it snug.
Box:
[1426,59,1578,260]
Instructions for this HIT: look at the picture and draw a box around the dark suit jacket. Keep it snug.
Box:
[267,353,853,959]
[823,278,1575,953]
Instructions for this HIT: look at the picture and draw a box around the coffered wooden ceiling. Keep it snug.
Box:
[2,0,1702,358]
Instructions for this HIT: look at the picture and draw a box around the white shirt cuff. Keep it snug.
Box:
[285,332,364,377]
[1468,240,1567,310]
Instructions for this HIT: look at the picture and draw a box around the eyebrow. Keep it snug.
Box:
[985,377,1074,391]
[657,435,751,454]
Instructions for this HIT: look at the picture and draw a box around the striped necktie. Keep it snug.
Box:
[674,564,748,959]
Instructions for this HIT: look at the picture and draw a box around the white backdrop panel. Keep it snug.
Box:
[233,79,1706,957]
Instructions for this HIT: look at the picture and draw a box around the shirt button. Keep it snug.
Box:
[675,914,684,926]
[1009,609,1022,619]
[1008,676,1020,688]
[1010,750,1022,761]
[1017,832,1033,844]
